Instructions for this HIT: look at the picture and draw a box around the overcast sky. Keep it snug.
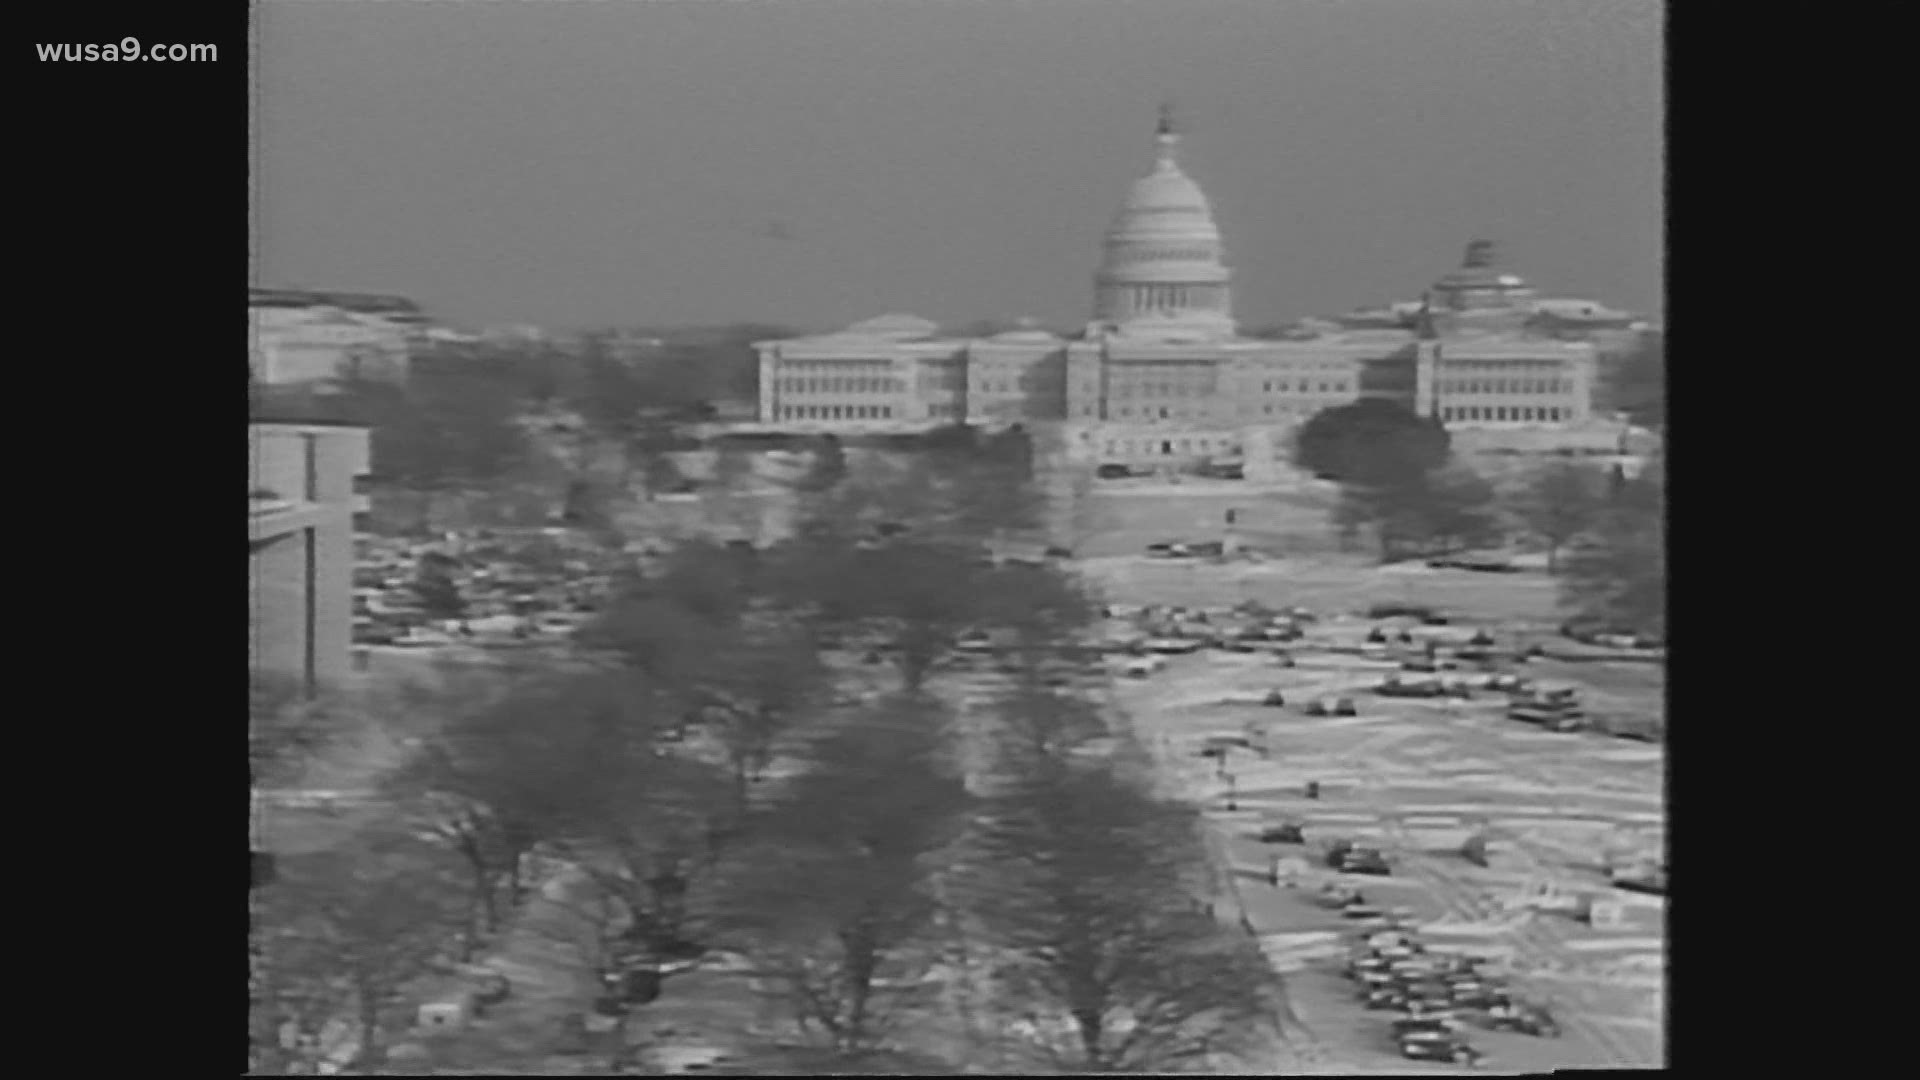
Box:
[254,0,1662,333]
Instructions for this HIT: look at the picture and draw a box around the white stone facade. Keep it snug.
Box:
[750,118,1644,470]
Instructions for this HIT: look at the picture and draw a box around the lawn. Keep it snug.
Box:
[1079,555,1565,626]
[1066,484,1343,558]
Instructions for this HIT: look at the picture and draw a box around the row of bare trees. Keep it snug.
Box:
[253,328,787,535]
[1293,398,1663,635]
[251,437,1285,1074]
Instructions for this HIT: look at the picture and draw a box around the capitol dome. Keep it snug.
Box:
[1094,108,1235,339]
[1430,240,1538,312]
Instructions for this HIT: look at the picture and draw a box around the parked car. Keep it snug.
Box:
[1317,882,1364,908]
[1304,697,1358,717]
[1144,638,1204,655]
[1338,847,1393,876]
[1508,689,1585,729]
[1612,863,1667,895]
[1368,603,1436,620]
[1391,1015,1459,1041]
[1376,676,1449,699]
[1364,986,1414,1010]
[394,627,457,648]
[1481,1004,1560,1038]
[1430,555,1522,573]
[1259,821,1305,844]
[1398,1031,1482,1066]
[1561,619,1662,649]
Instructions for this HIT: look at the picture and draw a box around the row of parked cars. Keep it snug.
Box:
[1560,619,1663,651]
[1249,810,1585,1065]
[1253,825,1396,878]
[1144,539,1228,559]
[1505,685,1664,743]
[351,528,620,649]
[1345,928,1562,1064]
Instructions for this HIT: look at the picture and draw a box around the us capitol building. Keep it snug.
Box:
[751,110,1651,477]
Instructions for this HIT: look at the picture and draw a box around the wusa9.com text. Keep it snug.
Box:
[38,40,215,62]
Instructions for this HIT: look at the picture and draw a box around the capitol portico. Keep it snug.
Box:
[753,111,1649,476]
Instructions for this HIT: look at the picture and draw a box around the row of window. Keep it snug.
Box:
[1441,406,1569,423]
[1111,405,1211,420]
[1259,380,1350,395]
[780,360,891,373]
[778,376,904,395]
[1123,285,1216,311]
[1440,378,1571,395]
[1105,436,1234,457]
[1442,361,1561,374]
[778,405,896,421]
[977,378,1035,394]
[1111,381,1213,399]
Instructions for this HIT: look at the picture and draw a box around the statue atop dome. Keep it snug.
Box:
[1154,100,1183,168]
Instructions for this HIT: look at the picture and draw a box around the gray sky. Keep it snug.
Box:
[254,0,1662,333]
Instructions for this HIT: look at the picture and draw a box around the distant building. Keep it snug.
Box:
[250,288,431,387]
[250,422,369,697]
[749,112,1651,473]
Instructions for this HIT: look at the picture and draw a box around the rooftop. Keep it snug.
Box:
[251,287,423,315]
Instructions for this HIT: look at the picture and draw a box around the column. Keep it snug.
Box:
[757,346,778,422]
[1414,344,1439,418]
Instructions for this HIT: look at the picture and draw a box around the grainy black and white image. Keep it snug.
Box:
[249,0,1663,1073]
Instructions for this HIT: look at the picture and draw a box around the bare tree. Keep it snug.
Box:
[715,696,971,1053]
[688,623,834,815]
[1510,460,1610,572]
[983,650,1112,777]
[557,736,740,965]
[252,823,470,1074]
[573,541,831,817]
[1057,465,1116,554]
[378,667,623,955]
[1559,463,1666,635]
[957,763,1283,1073]
[766,498,1094,692]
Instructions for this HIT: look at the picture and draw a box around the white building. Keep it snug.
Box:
[249,288,431,387]
[750,111,1652,474]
